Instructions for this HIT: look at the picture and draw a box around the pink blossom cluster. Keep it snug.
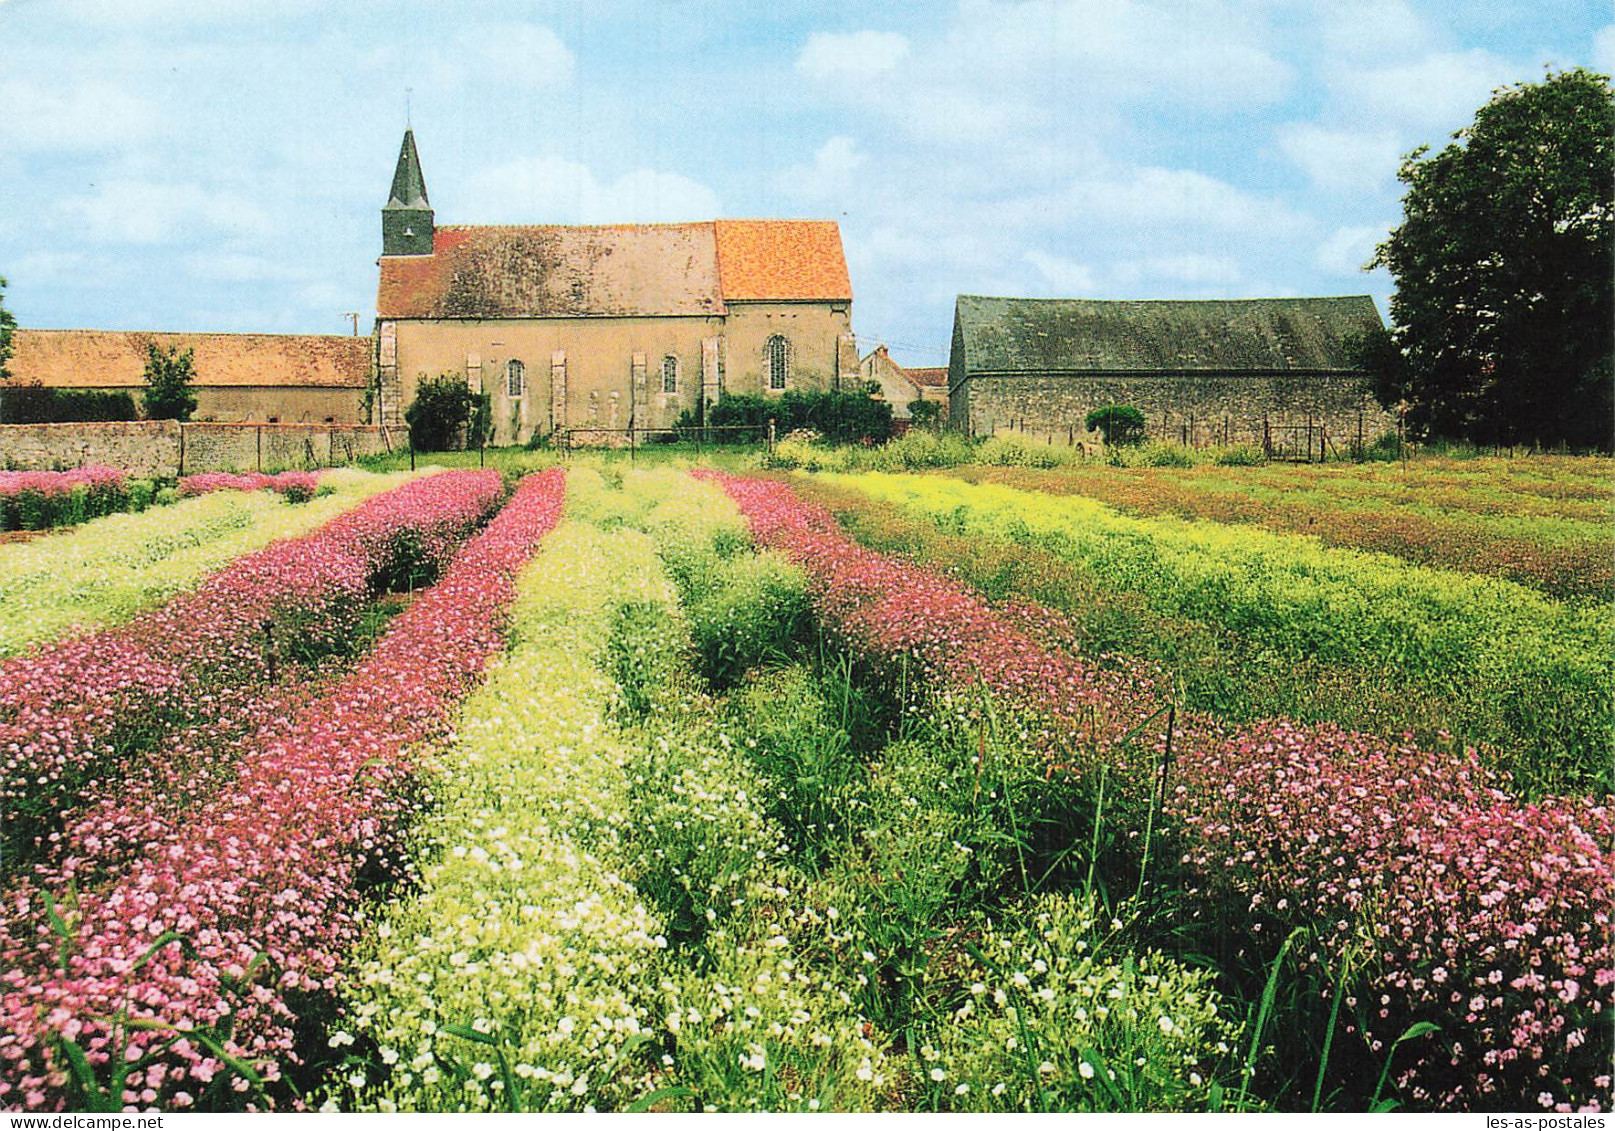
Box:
[176,472,321,501]
[703,471,1613,1112]
[0,468,566,1112]
[0,470,505,865]
[1169,717,1611,1112]
[694,471,1162,766]
[0,467,128,499]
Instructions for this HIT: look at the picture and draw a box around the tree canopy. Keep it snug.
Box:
[0,276,16,384]
[141,343,198,421]
[1370,68,1614,450]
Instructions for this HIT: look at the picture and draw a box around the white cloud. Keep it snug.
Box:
[779,136,867,201]
[1024,249,1099,293]
[0,79,158,151]
[1277,124,1405,194]
[1317,0,1430,60]
[470,24,575,88]
[1065,165,1307,233]
[181,253,307,283]
[460,156,721,223]
[1313,223,1393,276]
[795,1,1292,148]
[1110,254,1244,288]
[1333,49,1515,131]
[57,181,274,245]
[796,30,909,79]
[1593,24,1615,74]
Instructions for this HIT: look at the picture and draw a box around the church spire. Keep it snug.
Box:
[382,128,434,256]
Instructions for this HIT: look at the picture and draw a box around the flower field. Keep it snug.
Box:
[0,455,1607,1114]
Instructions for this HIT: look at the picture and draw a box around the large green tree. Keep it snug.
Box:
[141,343,198,421]
[0,275,16,384]
[1371,68,1614,449]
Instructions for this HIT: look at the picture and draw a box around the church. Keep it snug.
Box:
[373,130,859,444]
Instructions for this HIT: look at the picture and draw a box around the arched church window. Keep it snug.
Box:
[766,335,789,391]
[662,355,679,394]
[507,359,525,398]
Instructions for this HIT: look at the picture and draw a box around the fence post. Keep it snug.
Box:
[178,422,186,477]
[409,431,415,471]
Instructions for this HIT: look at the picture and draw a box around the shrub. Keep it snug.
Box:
[154,485,179,506]
[909,399,943,430]
[979,435,1066,468]
[404,374,479,451]
[1086,405,1146,446]
[126,479,155,511]
[1213,444,1267,467]
[0,384,138,424]
[141,343,198,421]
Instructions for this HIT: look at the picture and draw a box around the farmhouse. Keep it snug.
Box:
[3,329,372,424]
[947,294,1395,450]
[859,345,950,425]
[374,129,859,444]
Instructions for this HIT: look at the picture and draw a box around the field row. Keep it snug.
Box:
[1,463,1607,1113]
[808,471,1611,795]
[946,462,1612,599]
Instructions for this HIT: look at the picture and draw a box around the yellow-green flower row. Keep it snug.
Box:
[826,471,1608,782]
[826,472,1612,720]
[0,469,422,660]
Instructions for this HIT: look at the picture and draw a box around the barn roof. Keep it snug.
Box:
[4,330,372,389]
[376,220,850,320]
[953,295,1382,375]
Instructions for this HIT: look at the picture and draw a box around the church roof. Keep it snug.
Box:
[712,220,852,302]
[4,330,373,389]
[953,295,1381,375]
[386,128,430,209]
[376,220,851,320]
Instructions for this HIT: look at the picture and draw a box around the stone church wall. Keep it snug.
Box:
[953,372,1396,449]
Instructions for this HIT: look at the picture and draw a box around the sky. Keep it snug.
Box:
[1,0,1610,366]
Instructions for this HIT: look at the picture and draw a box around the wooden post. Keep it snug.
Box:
[409,431,415,471]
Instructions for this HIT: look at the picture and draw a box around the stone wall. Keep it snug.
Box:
[953,372,1395,450]
[0,420,397,476]
[0,420,181,477]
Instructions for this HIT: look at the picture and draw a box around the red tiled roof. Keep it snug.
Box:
[377,224,725,320]
[5,330,372,389]
[376,220,852,319]
[906,366,949,388]
[713,220,852,302]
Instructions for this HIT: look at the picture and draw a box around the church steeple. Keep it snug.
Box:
[382,128,434,256]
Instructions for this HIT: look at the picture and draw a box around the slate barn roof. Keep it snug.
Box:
[377,220,851,320]
[5,330,372,389]
[953,295,1382,376]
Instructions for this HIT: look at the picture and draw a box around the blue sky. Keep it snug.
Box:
[2,0,1609,365]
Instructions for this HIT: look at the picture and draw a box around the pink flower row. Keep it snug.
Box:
[701,471,1612,1113]
[177,472,320,501]
[0,470,505,868]
[0,467,128,499]
[0,468,566,1112]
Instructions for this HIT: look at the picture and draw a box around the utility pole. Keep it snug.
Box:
[343,313,360,337]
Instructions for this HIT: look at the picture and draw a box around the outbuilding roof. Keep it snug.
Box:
[953,295,1382,375]
[376,220,851,320]
[4,330,373,389]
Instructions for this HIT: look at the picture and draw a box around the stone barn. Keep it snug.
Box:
[946,294,1395,450]
[374,129,859,444]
